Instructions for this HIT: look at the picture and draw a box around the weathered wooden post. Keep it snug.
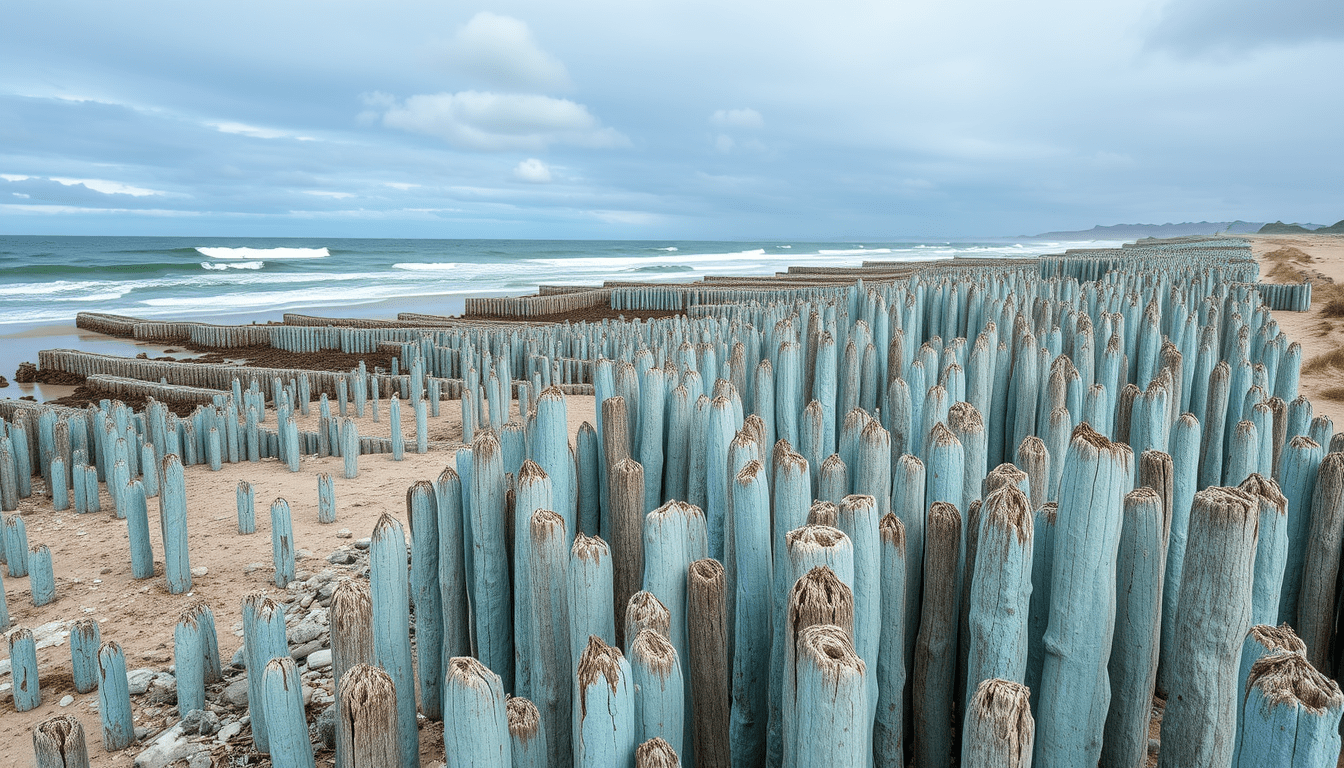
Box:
[912,500,962,768]
[70,618,100,694]
[507,696,547,768]
[341,417,359,478]
[1157,487,1258,768]
[1233,651,1343,767]
[1098,486,1167,768]
[370,513,418,768]
[469,429,513,689]
[270,497,295,588]
[237,479,255,534]
[174,605,208,716]
[625,590,671,652]
[8,626,40,711]
[631,628,686,754]
[331,579,374,768]
[964,485,1033,705]
[689,557,730,768]
[728,460,772,765]
[28,544,55,606]
[159,453,191,594]
[262,656,314,768]
[576,635,638,768]
[97,640,135,750]
[1277,435,1323,624]
[570,533,617,668]
[961,678,1034,768]
[790,624,867,766]
[442,659,507,766]
[318,473,336,524]
[1159,412,1202,695]
[243,594,288,754]
[612,457,646,648]
[33,715,90,768]
[1232,623,1306,764]
[529,508,572,766]
[1238,474,1288,626]
[1299,452,1344,671]
[874,513,907,768]
[335,663,399,768]
[1035,424,1131,768]
[407,480,442,719]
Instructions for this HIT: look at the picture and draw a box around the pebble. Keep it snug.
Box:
[336,528,353,539]
[327,550,356,565]
[243,562,265,574]
[190,566,208,577]
[215,720,243,744]
[127,668,157,695]
[306,649,332,670]
[59,694,74,707]
[222,679,249,707]
[353,537,371,550]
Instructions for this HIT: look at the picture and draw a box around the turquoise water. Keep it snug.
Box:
[0,235,1120,329]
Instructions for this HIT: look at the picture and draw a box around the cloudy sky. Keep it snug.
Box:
[1,0,1341,239]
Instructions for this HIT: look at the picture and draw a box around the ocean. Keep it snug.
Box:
[0,235,1123,330]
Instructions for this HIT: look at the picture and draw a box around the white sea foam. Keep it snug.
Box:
[200,261,264,270]
[655,246,678,251]
[196,246,329,260]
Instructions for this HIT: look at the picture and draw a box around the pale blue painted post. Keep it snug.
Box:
[8,626,40,711]
[818,454,847,504]
[1233,651,1343,767]
[434,467,471,669]
[50,457,68,511]
[407,480,443,720]
[341,417,359,479]
[925,422,965,513]
[1157,487,1258,768]
[507,696,547,768]
[964,485,1033,707]
[389,394,403,461]
[1010,332,1040,455]
[1299,452,1344,671]
[536,387,576,536]
[570,533,617,670]
[1239,474,1289,627]
[1226,420,1259,488]
[175,606,207,716]
[1098,487,1167,768]
[631,628,686,755]
[1158,412,1201,696]
[96,640,135,750]
[814,331,839,457]
[470,430,513,689]
[528,508,572,766]
[799,400,824,496]
[837,492,881,753]
[782,564,856,768]
[912,501,962,768]
[207,426,222,471]
[315,472,335,524]
[729,460,771,766]
[874,513,907,767]
[1231,624,1307,765]
[243,594,288,754]
[961,678,1034,767]
[28,544,54,606]
[3,513,29,578]
[640,367,667,511]
[1199,361,1231,489]
[706,396,737,563]
[1277,435,1323,624]
[575,636,638,768]
[159,454,191,594]
[951,403,987,511]
[792,624,867,766]
[893,454,925,680]
[270,497,295,587]
[886,378,912,459]
[70,618,100,694]
[1035,424,1131,768]
[443,656,511,767]
[237,479,255,534]
[263,657,316,768]
[123,479,154,579]
[415,396,428,454]
[512,460,551,700]
[370,514,418,768]
[578,421,602,536]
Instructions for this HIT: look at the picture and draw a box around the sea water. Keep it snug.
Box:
[0,235,1120,328]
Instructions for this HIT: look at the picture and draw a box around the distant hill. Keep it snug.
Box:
[1311,219,1344,234]
[1026,221,1263,240]
[1258,221,1316,234]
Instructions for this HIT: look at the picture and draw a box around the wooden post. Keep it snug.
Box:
[1237,474,1289,627]
[784,566,855,768]
[434,467,471,672]
[874,513,908,768]
[612,457,646,648]
[1035,423,1131,768]
[529,509,572,766]
[688,558,730,768]
[96,640,135,751]
[1098,487,1167,768]
[470,429,513,689]
[1298,452,1344,672]
[576,635,638,768]
[407,480,442,719]
[791,624,867,766]
[243,594,288,754]
[8,626,40,711]
[1157,487,1258,768]
[1277,435,1322,624]
[70,619,100,694]
[508,696,548,768]
[237,480,255,534]
[631,628,686,754]
[318,473,336,524]
[1233,651,1343,766]
[335,664,399,768]
[331,579,374,768]
[370,514,418,768]
[964,485,1033,705]
[262,656,315,768]
[443,657,510,766]
[33,715,90,768]
[960,678,1034,768]
[158,454,191,594]
[729,460,771,765]
[569,533,617,669]
[270,497,295,588]
[625,590,671,653]
[1159,412,1201,696]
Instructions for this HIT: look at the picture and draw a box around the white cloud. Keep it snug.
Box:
[513,158,552,183]
[1,174,29,181]
[446,12,571,91]
[49,177,163,196]
[12,192,29,198]
[304,190,355,199]
[384,182,420,190]
[710,108,764,130]
[379,91,626,151]
[211,122,316,141]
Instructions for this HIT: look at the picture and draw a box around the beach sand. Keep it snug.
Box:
[0,394,594,766]
[1247,233,1344,429]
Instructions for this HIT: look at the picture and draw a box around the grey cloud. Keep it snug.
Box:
[1147,0,1344,55]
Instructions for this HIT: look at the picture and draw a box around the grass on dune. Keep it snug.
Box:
[1304,348,1344,374]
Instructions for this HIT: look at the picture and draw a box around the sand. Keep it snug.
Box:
[0,394,595,766]
[1245,233,1344,430]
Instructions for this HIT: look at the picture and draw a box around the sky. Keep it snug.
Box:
[1,0,1342,240]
